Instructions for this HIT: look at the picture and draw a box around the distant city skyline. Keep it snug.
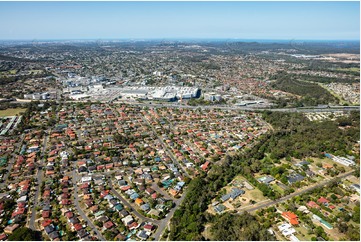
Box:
[0,1,359,40]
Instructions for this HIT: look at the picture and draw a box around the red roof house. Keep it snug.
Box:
[307,201,320,209]
[317,197,329,204]
[282,211,299,225]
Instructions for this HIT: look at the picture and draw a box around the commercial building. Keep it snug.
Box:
[204,92,222,102]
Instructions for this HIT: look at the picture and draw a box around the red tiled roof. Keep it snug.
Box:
[307,201,320,209]
[42,211,50,218]
[41,219,52,228]
[103,221,114,229]
[65,211,74,218]
[317,197,329,204]
[282,211,299,225]
[73,223,83,231]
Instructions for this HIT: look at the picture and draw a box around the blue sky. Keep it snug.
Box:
[0,1,359,40]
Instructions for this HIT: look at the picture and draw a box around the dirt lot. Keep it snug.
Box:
[323,53,360,59]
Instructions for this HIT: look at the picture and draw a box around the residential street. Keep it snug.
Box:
[152,191,187,241]
[72,169,106,240]
[29,132,48,231]
[108,177,187,241]
[238,170,355,213]
[108,178,160,226]
[141,116,190,177]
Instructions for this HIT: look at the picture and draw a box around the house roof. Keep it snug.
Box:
[48,231,59,240]
[103,221,114,229]
[282,211,299,225]
[307,201,320,208]
[287,173,305,184]
[73,223,83,231]
[318,197,329,204]
[135,198,143,205]
[41,219,52,228]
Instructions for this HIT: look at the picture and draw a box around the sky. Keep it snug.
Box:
[0,1,359,40]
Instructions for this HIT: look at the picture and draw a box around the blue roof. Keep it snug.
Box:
[130,193,139,200]
[114,204,123,211]
[221,194,231,202]
[214,204,226,213]
[140,203,150,211]
[230,188,245,199]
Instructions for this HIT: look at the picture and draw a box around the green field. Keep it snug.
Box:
[28,70,43,74]
[0,108,26,117]
[337,67,360,73]
[271,184,285,196]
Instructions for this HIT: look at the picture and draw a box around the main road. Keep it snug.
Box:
[12,98,359,113]
[237,170,355,214]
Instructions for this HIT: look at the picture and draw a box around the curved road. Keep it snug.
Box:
[152,191,187,241]
[141,116,190,178]
[72,169,106,241]
[107,178,160,225]
[108,178,187,241]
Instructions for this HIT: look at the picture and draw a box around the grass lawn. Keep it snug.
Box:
[0,69,17,76]
[295,225,314,241]
[29,70,43,74]
[271,184,285,196]
[312,175,325,182]
[337,67,360,73]
[245,188,266,202]
[231,175,267,202]
[312,157,352,172]
[0,108,26,117]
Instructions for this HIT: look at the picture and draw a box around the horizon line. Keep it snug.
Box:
[0,38,360,42]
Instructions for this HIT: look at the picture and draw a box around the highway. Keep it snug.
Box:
[237,170,355,214]
[113,101,360,113]
[12,98,359,113]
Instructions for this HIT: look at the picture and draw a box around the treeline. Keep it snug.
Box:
[271,72,339,106]
[16,101,57,133]
[297,74,359,84]
[169,134,277,240]
[0,54,42,63]
[210,212,274,241]
[7,227,42,241]
[169,111,359,240]
[0,72,51,86]
[261,111,360,159]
